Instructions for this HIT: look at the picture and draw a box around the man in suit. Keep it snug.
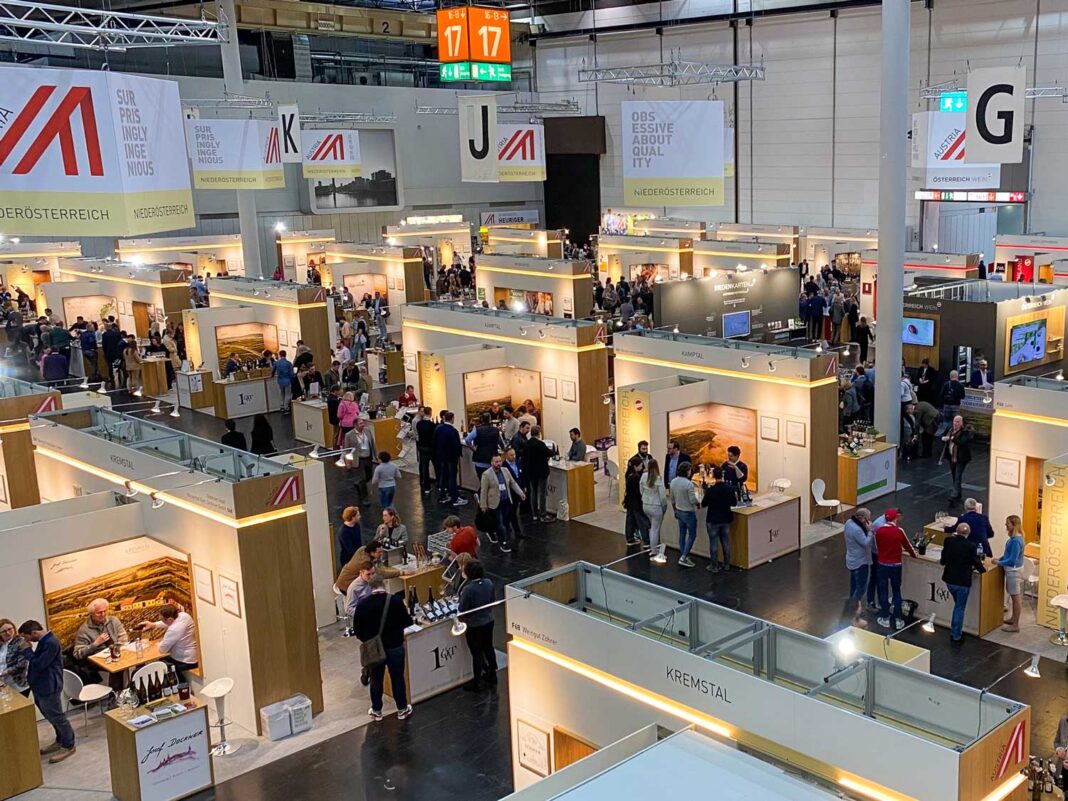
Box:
[18,620,76,762]
[941,415,973,502]
[944,497,995,557]
[915,358,938,405]
[663,440,691,487]
[969,359,993,389]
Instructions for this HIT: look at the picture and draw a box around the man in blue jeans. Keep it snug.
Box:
[669,463,699,567]
[874,509,917,630]
[18,620,76,762]
[940,523,987,642]
[701,467,737,572]
[843,508,874,626]
[352,578,414,721]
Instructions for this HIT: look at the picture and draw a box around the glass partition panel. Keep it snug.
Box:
[129,435,187,463]
[582,566,691,628]
[0,376,51,398]
[771,628,841,691]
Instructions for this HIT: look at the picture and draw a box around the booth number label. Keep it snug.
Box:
[928,582,951,603]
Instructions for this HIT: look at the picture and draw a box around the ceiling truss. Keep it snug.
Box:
[920,79,1068,102]
[578,61,765,87]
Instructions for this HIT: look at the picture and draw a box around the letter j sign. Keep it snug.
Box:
[966,66,1026,164]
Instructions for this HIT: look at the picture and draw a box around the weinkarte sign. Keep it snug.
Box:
[0,67,194,236]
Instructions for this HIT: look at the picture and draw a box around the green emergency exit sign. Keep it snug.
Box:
[439,62,512,82]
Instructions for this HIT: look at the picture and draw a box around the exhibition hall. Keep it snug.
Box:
[3,2,1068,801]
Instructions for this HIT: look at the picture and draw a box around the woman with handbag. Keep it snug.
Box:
[352,576,413,721]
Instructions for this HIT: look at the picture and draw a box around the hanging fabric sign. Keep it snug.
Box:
[496,123,545,181]
[302,129,361,179]
[458,94,498,183]
[186,119,284,190]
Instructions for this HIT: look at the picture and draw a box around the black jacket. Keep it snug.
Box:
[353,591,413,650]
[522,438,552,481]
[471,424,502,465]
[623,471,643,512]
[940,534,986,587]
[940,379,966,407]
[702,482,736,525]
[102,328,124,362]
[945,426,973,465]
[221,430,247,451]
[663,452,692,487]
[415,418,436,450]
[432,422,462,462]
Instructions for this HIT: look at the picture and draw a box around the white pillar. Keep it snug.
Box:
[217,0,263,278]
[875,0,908,444]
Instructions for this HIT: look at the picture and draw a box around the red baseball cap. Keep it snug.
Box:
[884,508,901,522]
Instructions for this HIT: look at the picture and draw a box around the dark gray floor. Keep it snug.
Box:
[44,381,1068,801]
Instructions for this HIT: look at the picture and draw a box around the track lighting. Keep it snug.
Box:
[150,492,164,509]
[124,481,138,498]
[741,357,750,368]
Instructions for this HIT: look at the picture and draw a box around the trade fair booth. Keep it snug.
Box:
[505,563,1031,801]
[24,407,324,736]
[800,227,878,266]
[860,250,981,318]
[474,254,593,320]
[319,247,427,307]
[691,239,792,278]
[652,265,801,341]
[486,227,566,259]
[401,302,611,444]
[274,228,335,282]
[632,217,708,240]
[596,235,693,284]
[713,223,800,262]
[613,329,838,529]
[994,234,1068,284]
[115,234,245,276]
[0,240,80,298]
[383,217,474,280]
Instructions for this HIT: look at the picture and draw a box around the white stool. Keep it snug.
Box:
[333,583,353,637]
[201,677,235,756]
[1050,595,1068,646]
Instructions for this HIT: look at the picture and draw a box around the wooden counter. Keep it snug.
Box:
[141,356,170,397]
[837,441,897,505]
[293,398,333,447]
[0,691,43,800]
[175,370,213,410]
[901,547,1004,637]
[105,696,213,801]
[367,349,404,387]
[370,415,401,459]
[385,618,475,705]
[547,459,596,518]
[211,376,279,419]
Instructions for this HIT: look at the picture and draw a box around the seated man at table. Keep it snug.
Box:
[136,604,198,682]
[73,598,128,692]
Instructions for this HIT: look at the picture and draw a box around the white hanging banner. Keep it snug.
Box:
[186,119,284,190]
[622,100,724,206]
[277,103,302,163]
[914,111,1001,190]
[724,126,735,178]
[966,66,1026,164]
[459,94,498,183]
[301,129,361,179]
[0,66,194,236]
[496,123,545,182]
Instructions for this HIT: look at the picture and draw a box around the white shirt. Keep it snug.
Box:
[900,379,913,402]
[150,612,198,664]
[337,345,351,365]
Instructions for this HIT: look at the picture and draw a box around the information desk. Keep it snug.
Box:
[293,398,333,447]
[105,697,214,801]
[902,547,1005,637]
[141,356,170,398]
[175,370,213,410]
[837,441,898,505]
[211,376,281,419]
[663,492,801,568]
[367,349,404,387]
[0,691,43,800]
[385,618,475,705]
[546,459,596,518]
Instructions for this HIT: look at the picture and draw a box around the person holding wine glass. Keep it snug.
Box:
[136,604,199,682]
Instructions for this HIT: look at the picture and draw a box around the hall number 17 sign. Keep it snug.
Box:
[436,6,512,83]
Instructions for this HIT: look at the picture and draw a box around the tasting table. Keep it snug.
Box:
[0,691,43,799]
[90,640,164,681]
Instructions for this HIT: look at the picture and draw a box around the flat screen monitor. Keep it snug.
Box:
[902,317,935,347]
[722,310,751,339]
[1008,318,1048,367]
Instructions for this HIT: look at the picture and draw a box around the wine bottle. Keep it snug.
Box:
[162,668,173,697]
[1044,769,1054,794]
[138,677,148,706]
[151,674,161,701]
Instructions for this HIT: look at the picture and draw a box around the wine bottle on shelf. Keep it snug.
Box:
[136,677,147,706]
[1044,768,1054,794]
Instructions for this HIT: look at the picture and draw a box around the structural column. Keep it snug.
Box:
[875,0,908,444]
[217,0,263,278]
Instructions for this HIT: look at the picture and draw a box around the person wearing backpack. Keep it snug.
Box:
[353,576,413,721]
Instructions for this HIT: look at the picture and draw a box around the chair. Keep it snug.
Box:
[605,445,619,473]
[62,669,113,733]
[332,582,353,637]
[811,479,841,520]
[1020,558,1040,603]
[604,460,619,501]
[201,677,235,756]
[1049,595,1068,647]
[131,661,167,690]
[770,478,792,494]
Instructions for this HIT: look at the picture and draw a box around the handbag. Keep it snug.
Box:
[475,506,496,533]
[358,593,391,669]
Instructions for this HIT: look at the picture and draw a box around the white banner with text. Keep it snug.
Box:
[459,94,498,183]
[186,119,284,190]
[302,129,361,179]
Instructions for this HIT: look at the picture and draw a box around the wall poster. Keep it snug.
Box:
[493,287,553,315]
[305,128,400,214]
[516,719,551,778]
[418,351,447,415]
[215,322,279,367]
[62,295,117,326]
[463,366,541,427]
[342,273,388,301]
[667,402,758,491]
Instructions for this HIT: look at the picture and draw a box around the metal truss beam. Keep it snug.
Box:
[920,80,1068,101]
[416,100,581,116]
[301,112,398,124]
[0,0,224,50]
[578,61,765,87]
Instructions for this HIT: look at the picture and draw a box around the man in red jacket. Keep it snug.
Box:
[874,509,917,631]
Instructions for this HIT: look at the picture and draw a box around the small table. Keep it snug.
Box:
[0,691,43,800]
[293,398,333,447]
[175,370,213,410]
[547,459,596,518]
[385,564,447,603]
[141,356,170,397]
[837,441,898,505]
[90,641,163,679]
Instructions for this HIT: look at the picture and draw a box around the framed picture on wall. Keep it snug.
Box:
[561,380,576,403]
[279,330,288,346]
[397,277,405,292]
[786,420,806,448]
[543,376,558,399]
[193,564,215,606]
[219,574,241,618]
[387,276,396,290]
[760,416,780,442]
[516,719,551,778]
[994,456,1021,488]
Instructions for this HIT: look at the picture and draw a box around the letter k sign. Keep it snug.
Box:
[277,103,302,163]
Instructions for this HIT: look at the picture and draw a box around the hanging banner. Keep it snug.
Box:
[913,111,1001,190]
[724,126,735,178]
[277,103,302,163]
[301,129,361,179]
[966,66,1026,164]
[622,100,724,207]
[496,123,545,181]
[185,119,284,190]
[0,67,194,236]
[459,94,498,183]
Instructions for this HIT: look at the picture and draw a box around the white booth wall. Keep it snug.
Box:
[42,277,168,334]
[322,259,408,310]
[474,255,593,319]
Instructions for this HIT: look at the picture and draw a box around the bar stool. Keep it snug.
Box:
[201,677,235,756]
[333,582,353,637]
[1049,594,1068,646]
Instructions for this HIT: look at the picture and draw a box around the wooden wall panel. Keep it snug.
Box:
[957,707,1029,801]
[297,306,333,373]
[160,285,192,320]
[3,429,40,508]
[576,348,611,441]
[809,382,840,523]
[902,312,940,370]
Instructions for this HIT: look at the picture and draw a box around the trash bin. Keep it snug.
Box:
[260,700,292,741]
[286,694,313,735]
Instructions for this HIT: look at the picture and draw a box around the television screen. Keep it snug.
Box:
[1008,318,1048,367]
[902,317,936,346]
[722,310,751,339]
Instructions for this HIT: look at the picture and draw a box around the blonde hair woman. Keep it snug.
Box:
[997,515,1026,632]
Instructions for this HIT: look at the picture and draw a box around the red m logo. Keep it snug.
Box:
[0,85,104,177]
[499,128,535,161]
[310,134,345,162]
[264,127,281,164]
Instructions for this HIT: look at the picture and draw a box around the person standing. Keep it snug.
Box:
[457,560,497,691]
[702,467,737,573]
[336,392,360,442]
[337,506,362,568]
[249,414,275,456]
[944,497,994,557]
[136,604,198,681]
[353,577,413,722]
[854,316,874,364]
[123,335,142,392]
[465,412,503,480]
[478,454,525,554]
[874,510,916,630]
[18,620,76,762]
[523,425,552,522]
[940,523,987,642]
[622,456,650,547]
[916,358,938,405]
[939,371,966,425]
[221,419,246,450]
[669,462,699,568]
[663,440,691,487]
[344,419,378,507]
[273,350,294,413]
[640,458,669,564]
[433,411,465,507]
[102,322,124,389]
[998,515,1026,632]
[414,407,437,495]
[941,415,973,502]
[843,508,874,627]
[371,451,400,509]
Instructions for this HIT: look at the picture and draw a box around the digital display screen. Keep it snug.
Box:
[722,310,751,339]
[1008,319,1047,367]
[902,317,936,347]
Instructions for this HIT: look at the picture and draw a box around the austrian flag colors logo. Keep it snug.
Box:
[34,395,58,414]
[271,475,301,506]
[301,129,361,180]
[995,720,1026,779]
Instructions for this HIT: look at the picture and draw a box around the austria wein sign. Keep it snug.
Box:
[0,67,193,236]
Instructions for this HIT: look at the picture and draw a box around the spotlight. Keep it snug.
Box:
[450,616,468,637]
[842,346,851,357]
[519,327,528,336]
[741,357,750,368]
[79,376,90,390]
[274,221,287,233]
[124,481,138,498]
[1047,473,1057,487]
[768,360,777,373]
[547,263,554,271]
[335,451,348,468]
[309,445,320,459]
[836,635,857,658]
[1056,370,1065,381]
[149,400,162,415]
[602,393,612,405]
[150,492,165,509]
[1024,653,1041,678]
[815,343,824,354]
[982,391,992,405]
[921,613,937,633]
[538,329,546,339]
[672,324,679,334]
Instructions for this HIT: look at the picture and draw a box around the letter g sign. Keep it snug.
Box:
[966,66,1026,164]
